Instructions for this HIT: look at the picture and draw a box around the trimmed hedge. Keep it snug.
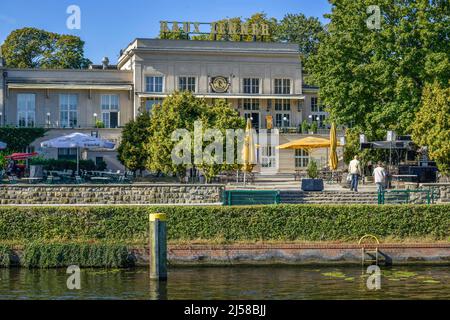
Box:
[0,205,448,243]
[0,244,11,267]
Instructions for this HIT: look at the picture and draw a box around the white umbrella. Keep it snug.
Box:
[0,141,7,150]
[41,133,115,173]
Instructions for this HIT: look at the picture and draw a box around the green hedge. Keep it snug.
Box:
[0,205,448,243]
[0,244,11,267]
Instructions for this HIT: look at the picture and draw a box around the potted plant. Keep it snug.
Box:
[301,120,309,134]
[310,121,318,134]
[301,160,324,191]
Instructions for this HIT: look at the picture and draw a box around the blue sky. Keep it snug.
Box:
[0,0,331,64]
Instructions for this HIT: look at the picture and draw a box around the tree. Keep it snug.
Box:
[1,28,91,69]
[276,13,324,59]
[307,0,450,140]
[117,112,152,175]
[145,92,245,182]
[412,82,450,174]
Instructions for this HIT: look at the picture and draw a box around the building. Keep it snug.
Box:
[0,39,338,173]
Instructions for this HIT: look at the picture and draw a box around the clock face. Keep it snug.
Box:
[210,76,230,93]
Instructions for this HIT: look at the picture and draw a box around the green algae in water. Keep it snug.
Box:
[423,280,440,284]
[391,271,417,278]
[344,277,354,281]
[322,272,346,278]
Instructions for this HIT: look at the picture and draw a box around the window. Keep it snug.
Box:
[145,98,164,113]
[274,99,291,111]
[101,94,119,128]
[179,76,196,92]
[60,94,78,128]
[17,94,36,127]
[274,79,291,94]
[295,149,309,168]
[146,76,163,93]
[311,97,325,112]
[261,146,277,168]
[275,114,290,127]
[58,148,77,160]
[243,99,260,110]
[243,78,260,94]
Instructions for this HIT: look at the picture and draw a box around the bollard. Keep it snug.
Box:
[149,213,167,281]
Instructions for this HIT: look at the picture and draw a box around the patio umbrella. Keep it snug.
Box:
[0,141,7,150]
[277,136,338,150]
[241,118,257,185]
[41,133,115,173]
[6,152,38,161]
[329,123,338,171]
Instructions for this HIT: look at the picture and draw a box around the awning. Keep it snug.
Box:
[138,93,305,100]
[7,83,133,91]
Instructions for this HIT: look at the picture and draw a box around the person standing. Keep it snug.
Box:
[348,155,362,192]
[373,162,387,193]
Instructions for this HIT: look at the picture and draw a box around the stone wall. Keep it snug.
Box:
[420,183,450,203]
[0,184,224,205]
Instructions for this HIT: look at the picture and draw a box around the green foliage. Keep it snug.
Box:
[95,120,105,129]
[310,121,318,134]
[0,127,46,153]
[21,242,132,268]
[306,160,319,179]
[0,205,447,244]
[117,112,152,173]
[412,82,450,174]
[1,27,92,69]
[146,92,245,181]
[0,244,11,267]
[29,158,102,171]
[276,13,324,60]
[301,120,310,134]
[307,0,450,137]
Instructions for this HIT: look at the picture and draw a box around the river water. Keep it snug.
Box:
[0,266,448,300]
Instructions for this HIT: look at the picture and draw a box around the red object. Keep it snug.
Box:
[6,152,38,161]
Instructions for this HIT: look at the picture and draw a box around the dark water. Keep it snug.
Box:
[0,266,449,300]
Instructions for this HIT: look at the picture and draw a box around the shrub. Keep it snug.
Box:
[29,158,102,171]
[0,244,11,267]
[301,120,310,134]
[307,160,319,179]
[0,205,448,243]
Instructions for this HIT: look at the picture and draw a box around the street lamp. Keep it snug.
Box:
[93,113,98,127]
[0,112,2,127]
[46,112,51,127]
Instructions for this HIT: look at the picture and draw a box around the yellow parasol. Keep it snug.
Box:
[241,118,257,184]
[329,123,338,170]
[277,136,336,150]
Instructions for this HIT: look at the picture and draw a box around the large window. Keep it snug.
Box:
[243,78,260,94]
[145,98,164,113]
[101,94,119,128]
[274,79,291,94]
[146,76,164,93]
[17,94,36,128]
[311,97,325,112]
[178,76,196,92]
[295,149,309,168]
[274,99,291,111]
[60,94,78,128]
[243,98,260,110]
[275,113,290,127]
[58,148,77,160]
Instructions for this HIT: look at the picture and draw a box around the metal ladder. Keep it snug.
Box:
[359,235,380,266]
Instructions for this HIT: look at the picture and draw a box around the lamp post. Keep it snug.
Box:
[46,112,51,128]
[93,113,98,127]
[0,112,2,127]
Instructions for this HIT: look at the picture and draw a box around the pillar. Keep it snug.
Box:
[149,213,167,280]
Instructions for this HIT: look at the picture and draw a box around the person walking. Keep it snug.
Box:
[348,155,362,192]
[373,162,387,193]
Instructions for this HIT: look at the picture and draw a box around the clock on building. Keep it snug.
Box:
[210,76,230,93]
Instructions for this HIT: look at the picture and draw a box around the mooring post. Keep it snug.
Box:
[149,213,167,281]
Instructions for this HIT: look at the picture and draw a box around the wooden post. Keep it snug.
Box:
[149,213,167,281]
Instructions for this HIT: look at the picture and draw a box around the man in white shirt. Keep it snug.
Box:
[373,162,387,193]
[348,155,362,192]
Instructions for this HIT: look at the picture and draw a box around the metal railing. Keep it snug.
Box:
[378,189,436,205]
[223,190,280,206]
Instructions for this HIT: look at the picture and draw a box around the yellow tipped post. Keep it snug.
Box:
[329,123,338,171]
[241,118,257,185]
[149,213,167,281]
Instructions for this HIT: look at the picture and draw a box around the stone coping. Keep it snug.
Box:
[0,183,225,188]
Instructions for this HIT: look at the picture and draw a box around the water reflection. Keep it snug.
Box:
[0,266,448,300]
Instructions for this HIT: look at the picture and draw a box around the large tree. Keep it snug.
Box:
[117,111,153,175]
[145,92,245,181]
[412,82,450,174]
[1,28,92,69]
[276,13,324,60]
[307,0,450,141]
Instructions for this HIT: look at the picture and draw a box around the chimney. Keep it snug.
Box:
[102,57,109,70]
